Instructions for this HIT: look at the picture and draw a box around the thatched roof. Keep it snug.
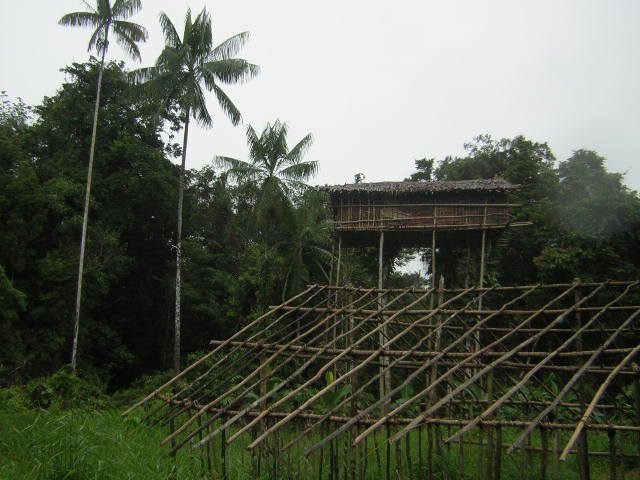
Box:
[321,179,518,195]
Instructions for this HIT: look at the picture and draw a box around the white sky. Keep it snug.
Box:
[1,0,639,191]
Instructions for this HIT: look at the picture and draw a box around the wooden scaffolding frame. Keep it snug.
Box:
[125,280,640,480]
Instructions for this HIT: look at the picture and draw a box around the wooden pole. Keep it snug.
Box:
[608,429,616,480]
[540,427,548,480]
[574,284,590,480]
[395,439,403,480]
[635,374,640,457]
[494,425,502,480]
[336,234,342,287]
[221,428,228,480]
[459,431,465,480]
[428,423,434,480]
[477,205,487,355]
[478,425,485,480]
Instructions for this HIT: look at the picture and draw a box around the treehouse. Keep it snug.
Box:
[130,177,639,480]
[322,178,525,248]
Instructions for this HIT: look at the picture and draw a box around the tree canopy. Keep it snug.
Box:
[1,67,638,388]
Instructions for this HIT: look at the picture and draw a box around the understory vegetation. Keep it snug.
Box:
[2,385,639,480]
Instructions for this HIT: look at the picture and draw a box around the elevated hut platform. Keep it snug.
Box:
[127,281,640,478]
[322,179,528,247]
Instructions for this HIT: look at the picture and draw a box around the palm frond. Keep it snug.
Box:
[192,83,212,128]
[203,59,259,84]
[128,65,156,84]
[112,19,147,43]
[211,84,241,126]
[58,11,100,28]
[214,156,262,182]
[112,22,145,61]
[87,24,108,54]
[279,161,319,181]
[246,125,265,162]
[192,8,213,55]
[96,0,111,17]
[111,0,142,19]
[212,31,251,60]
[159,11,182,48]
[286,133,314,163]
[182,9,193,45]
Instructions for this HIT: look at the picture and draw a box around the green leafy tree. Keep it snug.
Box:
[216,120,317,245]
[217,120,319,304]
[279,190,332,298]
[133,8,258,371]
[534,150,640,281]
[59,0,147,372]
[434,135,559,285]
[0,63,181,385]
[405,157,434,182]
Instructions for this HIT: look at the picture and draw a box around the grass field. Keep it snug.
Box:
[2,403,640,479]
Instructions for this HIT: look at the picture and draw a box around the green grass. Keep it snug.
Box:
[2,406,639,479]
[0,408,205,480]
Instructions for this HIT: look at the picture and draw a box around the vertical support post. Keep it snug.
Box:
[494,425,502,480]
[608,429,616,480]
[435,425,450,480]
[386,424,392,480]
[478,425,485,480]
[328,238,336,286]
[479,204,487,292]
[540,427,548,480]
[486,375,495,480]
[428,424,434,480]
[208,419,217,478]
[635,374,640,457]
[475,204,487,355]
[169,417,177,464]
[552,427,559,480]
[379,230,390,415]
[395,440,404,480]
[221,427,228,480]
[458,432,465,480]
[574,283,590,480]
[431,229,437,292]
[519,437,526,480]
[419,425,424,477]
[404,434,411,479]
[336,234,342,287]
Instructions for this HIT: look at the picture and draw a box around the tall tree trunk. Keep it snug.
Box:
[71,28,109,373]
[174,106,191,373]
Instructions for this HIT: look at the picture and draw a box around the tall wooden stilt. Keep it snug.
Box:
[540,427,548,480]
[635,375,640,457]
[575,283,590,480]
[336,235,342,287]
[494,425,502,480]
[608,429,617,480]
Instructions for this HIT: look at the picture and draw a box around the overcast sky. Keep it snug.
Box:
[1,0,639,190]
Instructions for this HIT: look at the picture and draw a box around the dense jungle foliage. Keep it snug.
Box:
[1,60,639,390]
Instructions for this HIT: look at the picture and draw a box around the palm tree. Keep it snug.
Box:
[133,8,258,372]
[279,190,332,298]
[59,0,147,373]
[216,121,319,299]
[216,120,317,229]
